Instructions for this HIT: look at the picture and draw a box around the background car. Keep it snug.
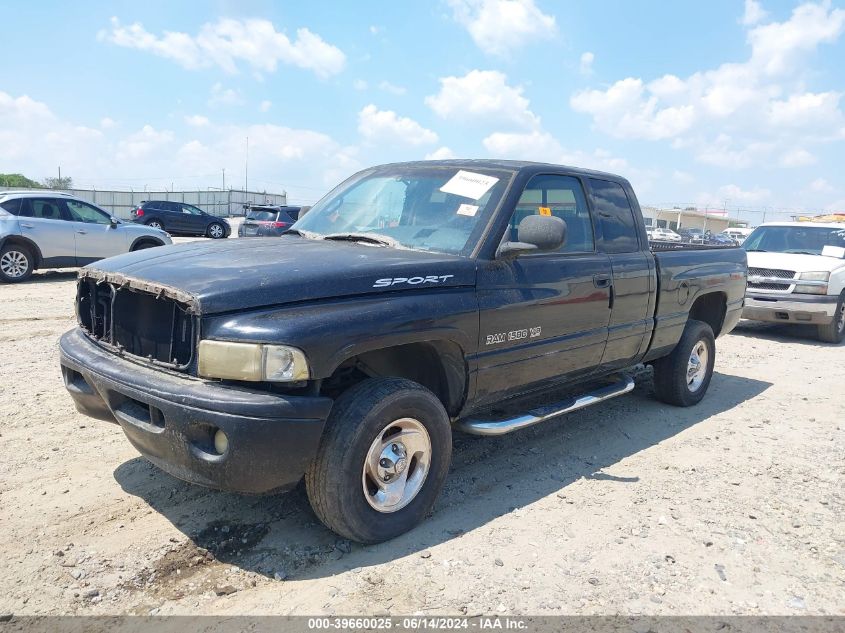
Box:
[0,191,171,283]
[678,227,707,243]
[238,205,302,237]
[648,227,682,242]
[721,228,753,245]
[704,233,738,246]
[131,200,230,238]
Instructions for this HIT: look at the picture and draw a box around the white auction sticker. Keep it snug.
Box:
[440,170,499,200]
[456,203,479,217]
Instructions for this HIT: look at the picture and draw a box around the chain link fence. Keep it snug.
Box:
[0,187,287,220]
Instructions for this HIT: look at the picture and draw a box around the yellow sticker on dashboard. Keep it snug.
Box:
[538,206,552,216]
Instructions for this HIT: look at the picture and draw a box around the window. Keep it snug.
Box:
[0,198,23,215]
[20,198,66,220]
[588,179,639,253]
[181,204,203,215]
[506,174,594,253]
[65,200,112,224]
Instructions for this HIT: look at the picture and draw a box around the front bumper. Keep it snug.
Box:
[59,328,333,494]
[742,292,839,325]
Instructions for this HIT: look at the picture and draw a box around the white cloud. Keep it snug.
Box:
[425,146,456,160]
[100,117,117,129]
[699,184,772,206]
[369,25,381,35]
[357,104,438,146]
[353,79,368,91]
[809,177,833,193]
[117,125,174,160]
[740,0,768,26]
[779,148,816,167]
[447,0,556,56]
[259,100,272,113]
[672,170,694,184]
[579,51,594,76]
[571,77,695,140]
[378,81,407,96]
[426,70,539,128]
[208,83,244,107]
[569,1,845,169]
[0,91,362,193]
[184,114,210,127]
[99,16,346,79]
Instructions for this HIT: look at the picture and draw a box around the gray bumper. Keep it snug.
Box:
[742,293,838,325]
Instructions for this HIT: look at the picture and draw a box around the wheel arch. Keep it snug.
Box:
[129,236,166,251]
[323,340,468,417]
[0,235,43,269]
[688,291,727,337]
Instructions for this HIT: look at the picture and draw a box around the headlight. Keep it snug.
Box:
[198,341,309,382]
[794,271,830,295]
[798,271,830,281]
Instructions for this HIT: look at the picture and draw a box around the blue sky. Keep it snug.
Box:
[2,0,844,221]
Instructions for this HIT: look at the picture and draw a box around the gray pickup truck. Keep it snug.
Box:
[60,160,747,543]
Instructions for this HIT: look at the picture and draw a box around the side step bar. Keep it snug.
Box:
[456,373,635,436]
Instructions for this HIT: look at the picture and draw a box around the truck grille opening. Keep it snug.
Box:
[747,267,796,279]
[77,278,196,369]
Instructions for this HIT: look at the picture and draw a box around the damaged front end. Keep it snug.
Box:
[76,270,200,372]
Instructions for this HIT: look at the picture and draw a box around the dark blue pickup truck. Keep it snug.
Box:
[59,160,747,543]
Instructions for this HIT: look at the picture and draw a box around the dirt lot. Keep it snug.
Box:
[0,264,843,617]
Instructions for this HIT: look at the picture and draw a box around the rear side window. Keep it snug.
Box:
[20,198,67,220]
[0,199,23,215]
[588,179,639,254]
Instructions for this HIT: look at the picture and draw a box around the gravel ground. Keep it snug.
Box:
[0,256,843,616]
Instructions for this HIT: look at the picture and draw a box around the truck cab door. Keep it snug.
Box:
[475,173,612,407]
[587,178,655,369]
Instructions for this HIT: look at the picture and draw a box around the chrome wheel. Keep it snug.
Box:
[0,250,29,278]
[209,223,224,238]
[362,418,431,513]
[837,302,845,333]
[686,340,708,392]
[148,221,163,230]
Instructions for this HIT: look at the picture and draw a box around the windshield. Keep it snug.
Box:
[246,209,278,221]
[743,225,845,254]
[292,165,513,254]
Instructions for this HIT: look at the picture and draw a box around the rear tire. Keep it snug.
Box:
[817,293,845,344]
[146,219,165,231]
[652,319,715,407]
[207,222,225,239]
[0,244,34,283]
[305,378,452,544]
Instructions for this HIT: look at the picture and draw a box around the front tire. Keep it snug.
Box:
[817,293,845,344]
[207,222,225,239]
[0,244,34,283]
[305,378,452,543]
[652,319,716,407]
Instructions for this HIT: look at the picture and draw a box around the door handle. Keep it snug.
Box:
[593,274,612,288]
[76,230,87,234]
[20,223,34,229]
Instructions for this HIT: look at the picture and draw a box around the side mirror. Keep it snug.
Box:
[497,215,566,259]
[109,217,119,228]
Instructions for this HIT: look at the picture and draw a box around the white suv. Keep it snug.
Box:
[742,222,845,343]
[0,191,172,283]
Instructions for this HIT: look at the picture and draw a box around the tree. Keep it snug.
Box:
[42,176,73,189]
[0,173,42,188]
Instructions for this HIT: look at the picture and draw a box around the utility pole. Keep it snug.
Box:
[222,168,225,191]
[245,136,249,195]
[58,166,61,187]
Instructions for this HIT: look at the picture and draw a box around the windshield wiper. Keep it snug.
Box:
[285,228,322,239]
[323,232,401,248]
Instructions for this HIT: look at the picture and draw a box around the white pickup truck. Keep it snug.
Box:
[742,222,845,343]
